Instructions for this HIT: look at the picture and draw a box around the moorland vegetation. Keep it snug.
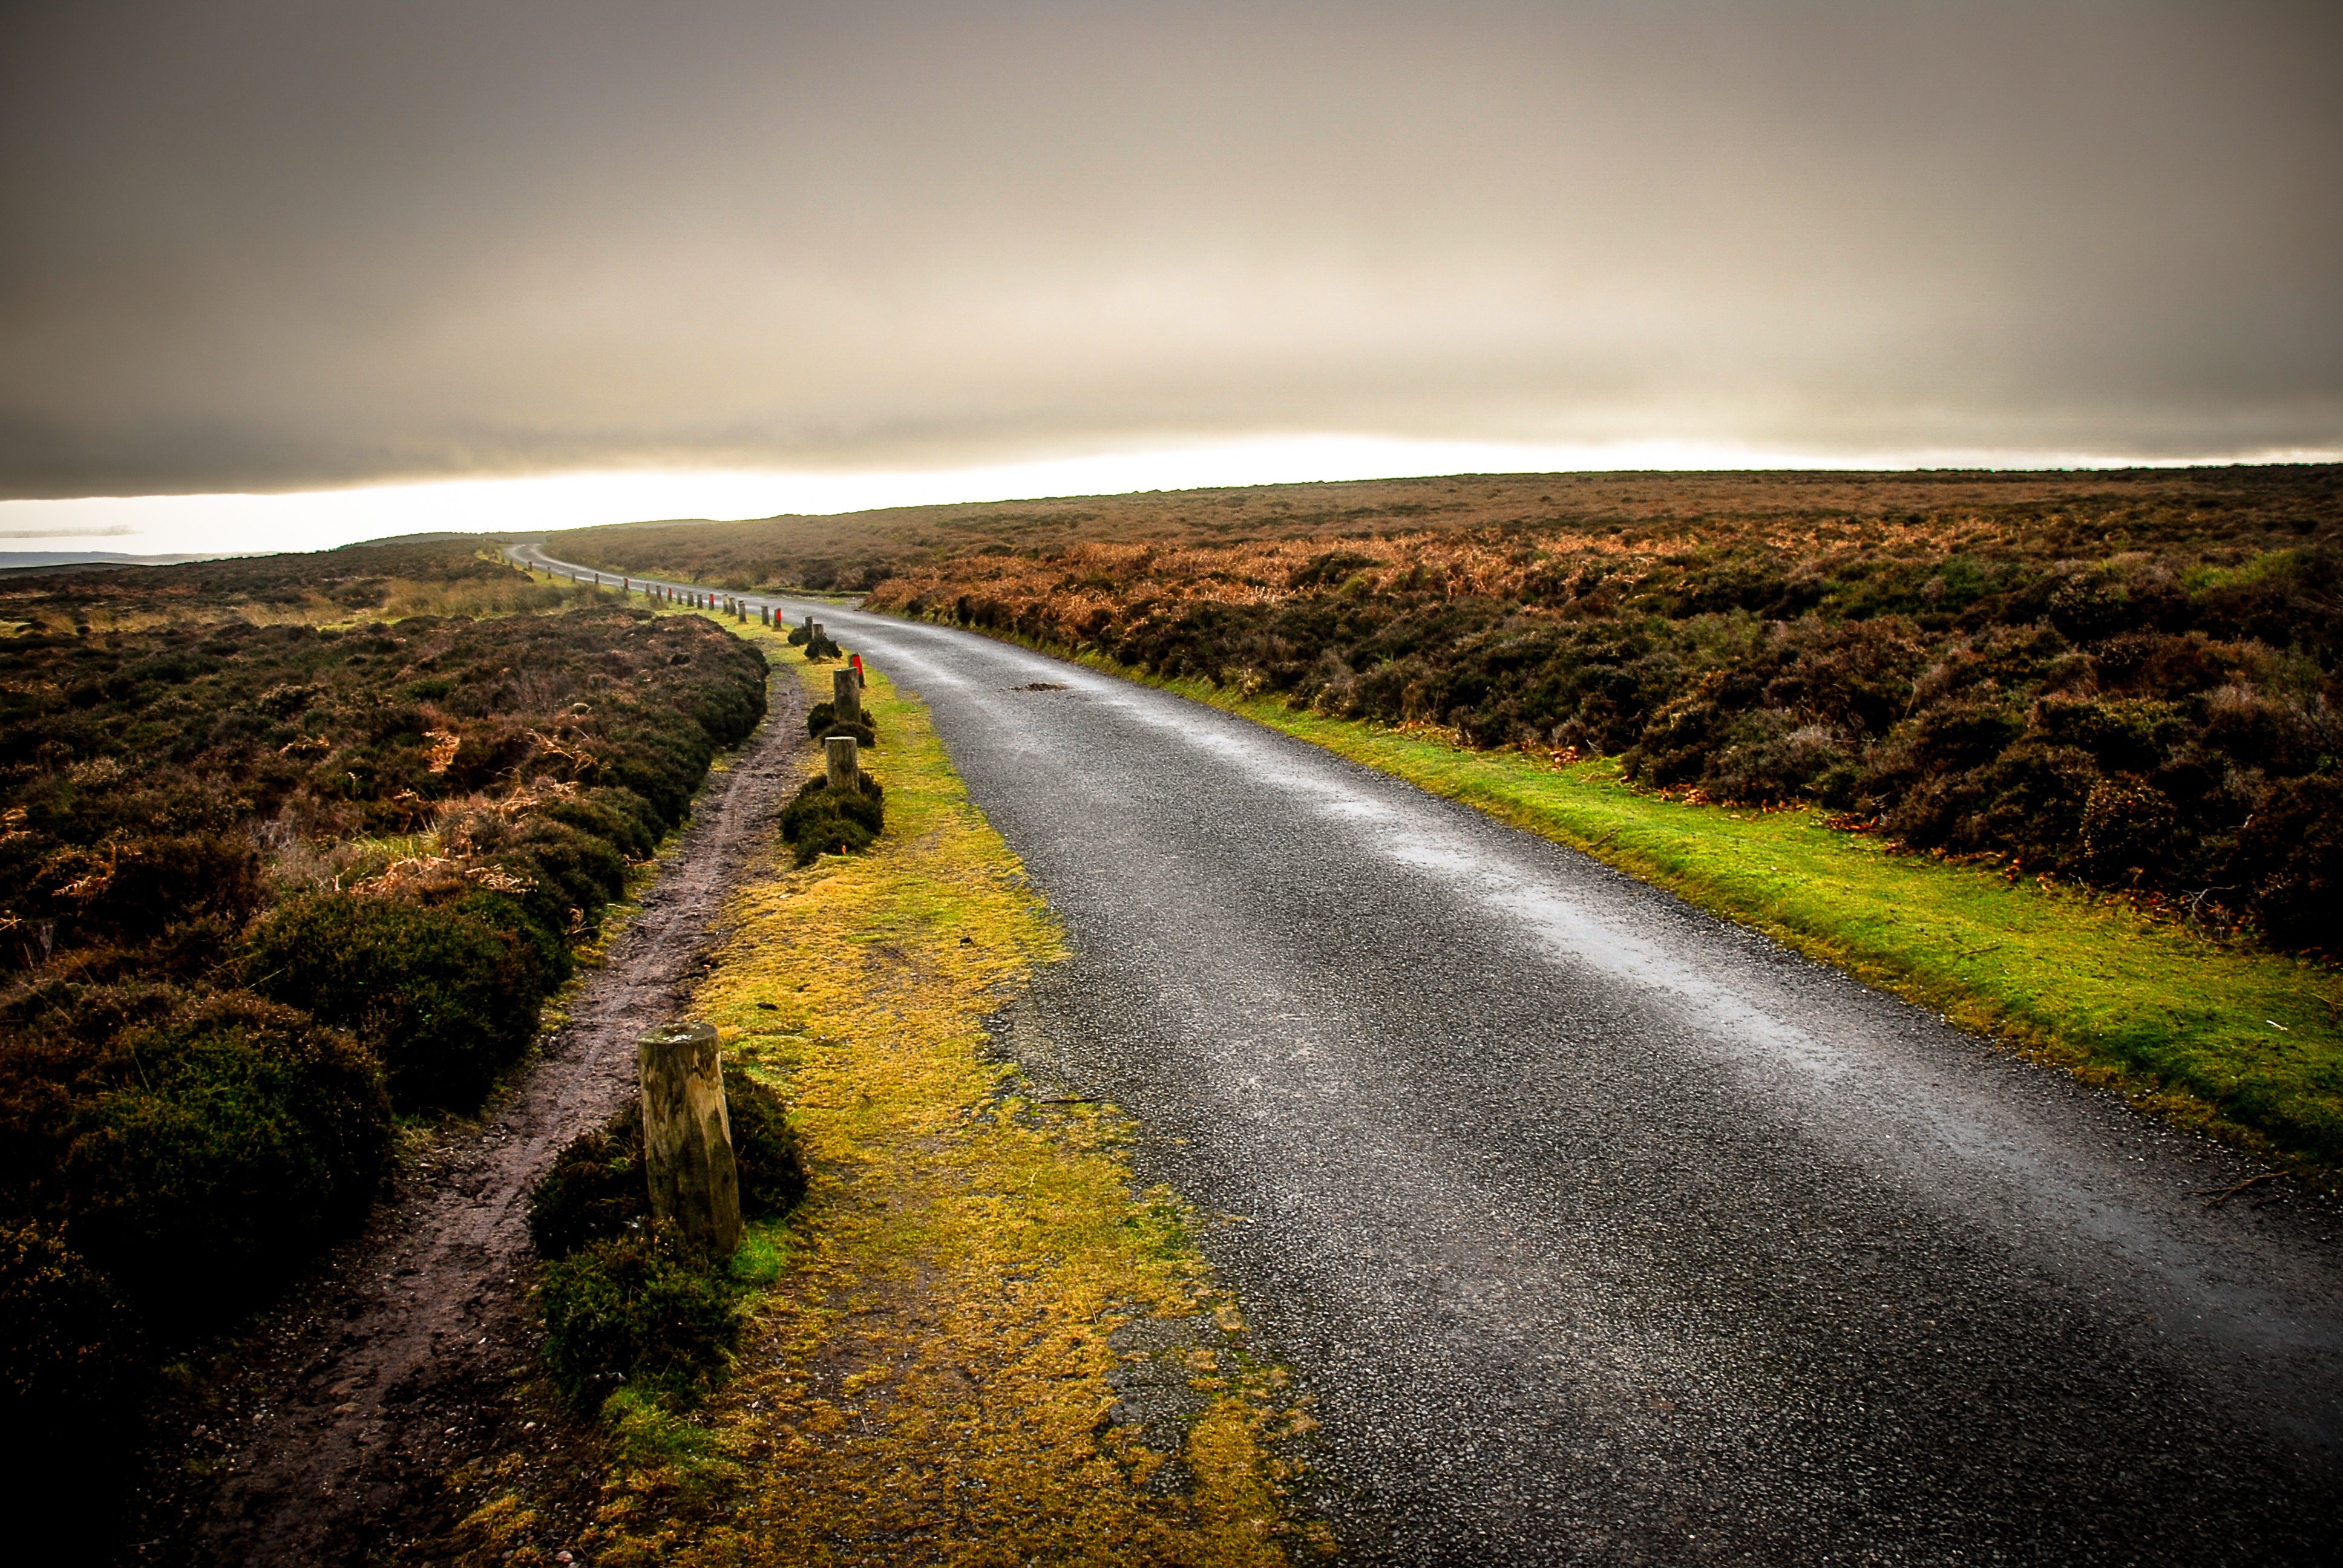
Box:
[0,542,767,1454]
[837,466,2341,955]
[529,1074,807,1405]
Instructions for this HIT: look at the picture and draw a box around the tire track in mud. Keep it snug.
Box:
[136,667,808,1568]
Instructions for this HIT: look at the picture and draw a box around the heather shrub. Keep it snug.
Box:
[804,699,879,747]
[839,470,2338,944]
[542,788,660,860]
[530,1075,804,1262]
[0,1218,141,1517]
[24,991,388,1316]
[537,1230,746,1403]
[0,1220,138,1419]
[0,548,775,1469]
[727,1073,809,1217]
[529,1105,650,1262]
[816,718,876,748]
[532,1072,803,1405]
[778,773,885,865]
[2229,772,2343,951]
[503,814,631,929]
[247,893,550,1111]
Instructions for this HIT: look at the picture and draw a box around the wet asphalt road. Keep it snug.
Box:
[523,553,2343,1564]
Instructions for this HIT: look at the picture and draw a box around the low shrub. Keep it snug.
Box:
[530,1071,807,1403]
[530,1074,805,1261]
[2229,772,2343,952]
[855,471,2338,949]
[804,630,841,660]
[529,1107,650,1262]
[0,1220,138,1422]
[727,1074,810,1218]
[62,991,389,1313]
[542,789,660,861]
[538,1230,746,1403]
[0,550,776,1472]
[804,699,878,747]
[246,892,551,1112]
[777,774,885,866]
[0,988,390,1320]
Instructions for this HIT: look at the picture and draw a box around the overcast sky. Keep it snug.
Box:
[2,1,2338,515]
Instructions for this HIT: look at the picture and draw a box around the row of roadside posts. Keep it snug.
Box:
[549,563,777,627]
[611,585,862,1258]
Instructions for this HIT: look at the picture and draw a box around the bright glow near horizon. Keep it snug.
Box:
[5,437,2335,562]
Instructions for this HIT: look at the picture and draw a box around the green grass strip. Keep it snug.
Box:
[989,635,2343,1188]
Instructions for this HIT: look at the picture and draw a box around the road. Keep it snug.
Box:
[514,546,2343,1565]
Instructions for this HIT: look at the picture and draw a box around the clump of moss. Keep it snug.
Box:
[778,773,885,865]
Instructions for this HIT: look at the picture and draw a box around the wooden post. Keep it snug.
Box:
[832,668,862,724]
[824,733,860,791]
[635,1021,742,1255]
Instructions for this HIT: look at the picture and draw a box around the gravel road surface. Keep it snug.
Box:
[528,551,2343,1565]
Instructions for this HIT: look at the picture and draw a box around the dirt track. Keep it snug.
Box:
[131,671,806,1567]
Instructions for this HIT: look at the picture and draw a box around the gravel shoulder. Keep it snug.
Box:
[132,662,807,1567]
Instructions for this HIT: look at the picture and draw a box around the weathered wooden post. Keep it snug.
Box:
[635,1021,742,1255]
[831,667,862,725]
[824,733,860,791]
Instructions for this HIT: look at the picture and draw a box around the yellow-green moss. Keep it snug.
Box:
[568,618,1325,1566]
[1040,644,2341,1189]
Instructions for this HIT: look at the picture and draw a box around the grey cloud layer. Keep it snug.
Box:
[2,1,2337,497]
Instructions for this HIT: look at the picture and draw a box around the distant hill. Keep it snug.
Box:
[0,549,238,573]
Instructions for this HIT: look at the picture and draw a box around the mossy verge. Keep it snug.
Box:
[923,621,2343,1194]
[519,613,1326,1567]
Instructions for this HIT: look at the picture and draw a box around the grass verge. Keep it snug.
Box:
[948,624,2343,1193]
[532,618,1324,1566]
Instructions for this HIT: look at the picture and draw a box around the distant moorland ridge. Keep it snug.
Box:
[554,466,2341,953]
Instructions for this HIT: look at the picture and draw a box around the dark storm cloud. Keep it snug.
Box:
[2,1,2337,497]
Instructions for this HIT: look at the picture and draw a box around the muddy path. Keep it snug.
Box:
[130,673,808,1567]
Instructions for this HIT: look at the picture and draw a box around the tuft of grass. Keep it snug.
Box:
[1070,649,2343,1189]
[574,616,1326,1566]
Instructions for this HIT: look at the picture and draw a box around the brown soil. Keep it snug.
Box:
[126,675,809,1567]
